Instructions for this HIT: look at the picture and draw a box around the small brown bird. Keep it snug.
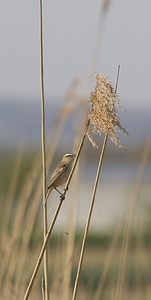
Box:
[47,153,75,195]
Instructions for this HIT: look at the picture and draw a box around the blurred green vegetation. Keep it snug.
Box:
[0,148,38,198]
[27,229,151,250]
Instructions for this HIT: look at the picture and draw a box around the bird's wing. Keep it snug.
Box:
[47,164,66,189]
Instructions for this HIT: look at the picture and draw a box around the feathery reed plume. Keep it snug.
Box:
[88,73,127,149]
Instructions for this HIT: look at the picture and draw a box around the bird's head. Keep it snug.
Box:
[62,153,76,164]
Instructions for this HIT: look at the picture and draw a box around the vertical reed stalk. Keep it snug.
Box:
[39,0,49,299]
[71,134,108,300]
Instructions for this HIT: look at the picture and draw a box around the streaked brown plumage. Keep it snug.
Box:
[47,153,75,194]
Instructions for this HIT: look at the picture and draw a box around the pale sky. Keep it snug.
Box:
[0,0,151,109]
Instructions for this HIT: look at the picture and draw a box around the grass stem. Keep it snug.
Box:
[39,0,49,299]
[71,133,108,300]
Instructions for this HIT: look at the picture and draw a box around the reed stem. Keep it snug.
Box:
[72,134,108,300]
[39,0,49,299]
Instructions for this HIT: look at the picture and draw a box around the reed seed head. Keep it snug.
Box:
[88,73,127,148]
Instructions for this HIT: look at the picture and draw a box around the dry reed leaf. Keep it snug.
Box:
[88,73,127,148]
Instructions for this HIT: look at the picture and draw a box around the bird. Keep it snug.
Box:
[46,153,76,197]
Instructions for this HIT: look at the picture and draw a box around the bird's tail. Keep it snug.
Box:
[44,186,53,205]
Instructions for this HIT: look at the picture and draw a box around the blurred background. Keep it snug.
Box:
[0,0,150,227]
[0,1,151,299]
